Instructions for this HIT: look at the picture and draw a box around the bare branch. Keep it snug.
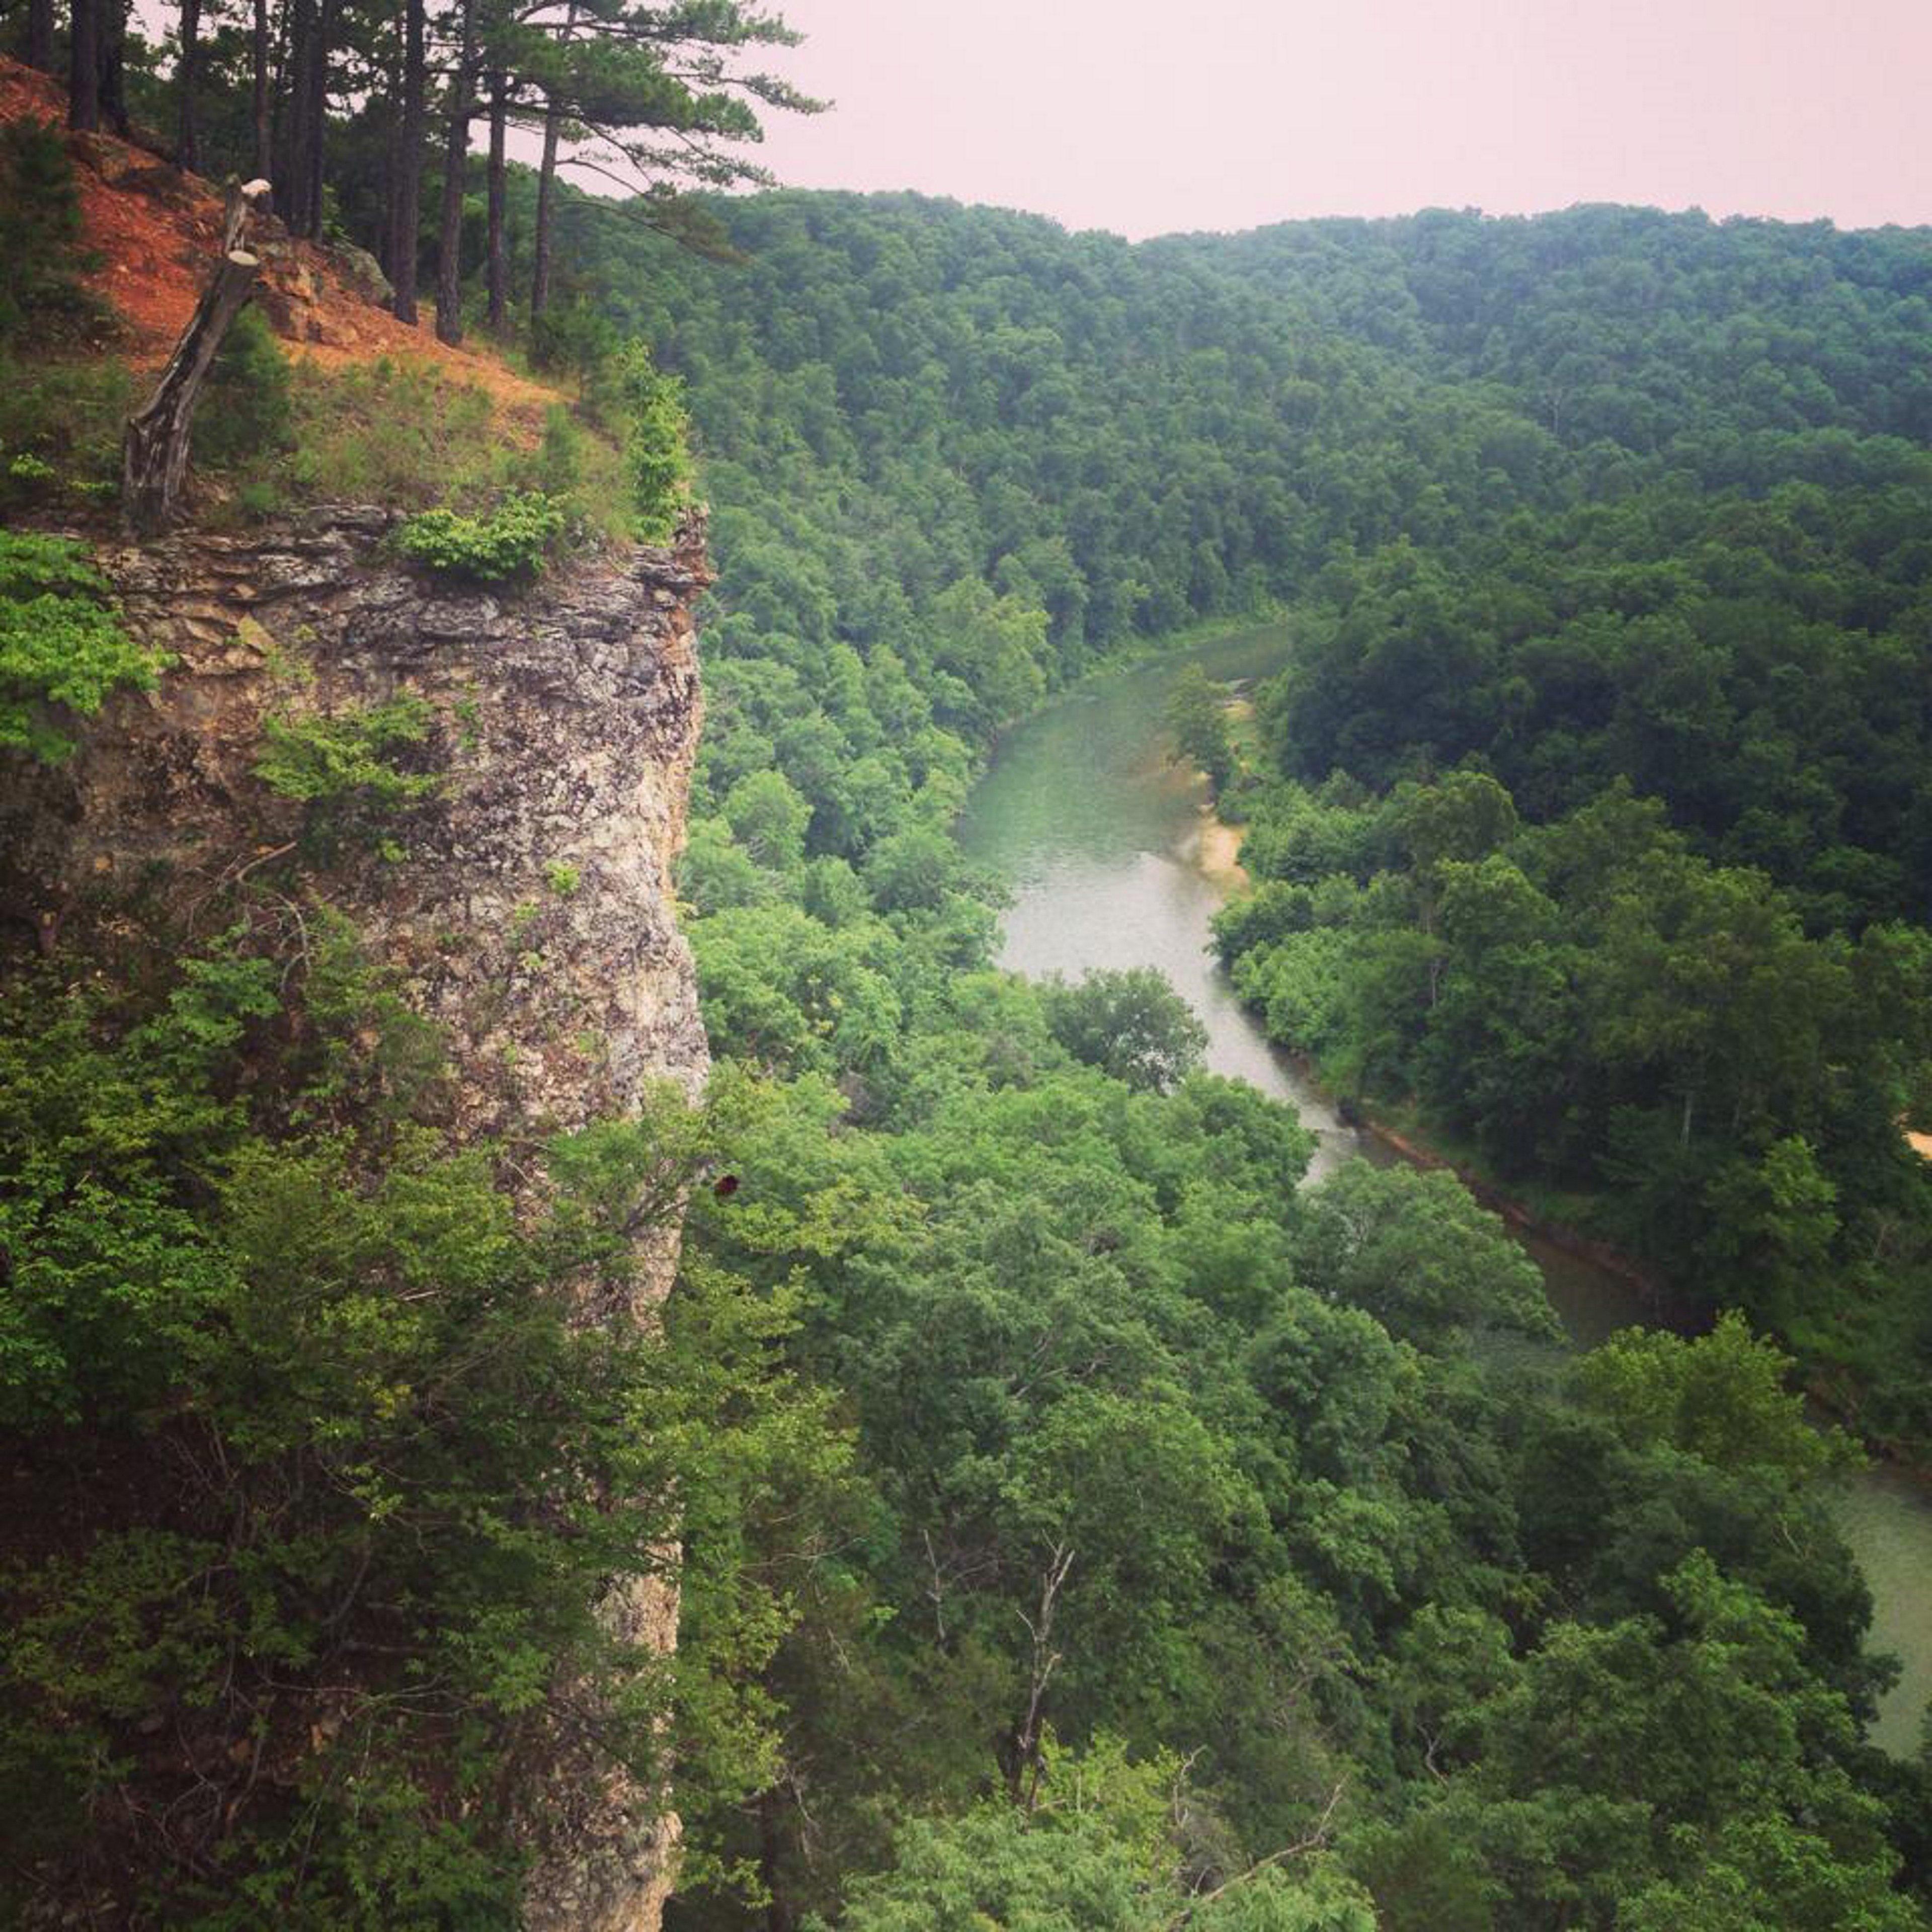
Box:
[1166,1778,1350,1927]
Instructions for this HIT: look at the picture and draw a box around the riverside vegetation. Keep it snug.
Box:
[557,188,1932,1931]
[2,33,1931,1932]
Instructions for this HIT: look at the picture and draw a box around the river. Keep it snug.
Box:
[958,623,1932,1757]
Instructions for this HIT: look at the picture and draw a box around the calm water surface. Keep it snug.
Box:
[959,629,1362,1184]
[959,625,1932,1755]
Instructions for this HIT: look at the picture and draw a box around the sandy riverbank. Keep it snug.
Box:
[1196,810,1249,882]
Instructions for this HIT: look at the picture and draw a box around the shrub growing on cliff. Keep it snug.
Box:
[392,490,567,582]
[614,341,692,542]
[0,532,158,762]
[255,693,440,855]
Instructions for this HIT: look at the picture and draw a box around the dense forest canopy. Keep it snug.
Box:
[3,18,1932,1926]
[510,185,1932,1931]
[545,185,1932,1931]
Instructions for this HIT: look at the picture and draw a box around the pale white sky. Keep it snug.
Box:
[735,0,1932,237]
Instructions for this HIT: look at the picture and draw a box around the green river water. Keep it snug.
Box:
[957,623,1932,1757]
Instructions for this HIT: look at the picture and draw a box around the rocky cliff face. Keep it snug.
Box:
[0,505,713,1928]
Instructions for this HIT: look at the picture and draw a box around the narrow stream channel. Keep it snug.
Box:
[958,624,1932,1757]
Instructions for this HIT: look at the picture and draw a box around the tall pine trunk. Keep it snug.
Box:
[284,0,339,237]
[432,0,476,346]
[389,0,426,323]
[251,0,271,180]
[530,93,560,328]
[299,0,337,237]
[528,0,574,332]
[485,71,507,332]
[27,0,54,74]
[67,0,100,130]
[379,16,404,281]
[98,0,128,135]
[176,0,201,171]
[281,0,313,232]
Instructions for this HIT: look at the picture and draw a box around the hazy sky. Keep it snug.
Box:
[739,0,1932,238]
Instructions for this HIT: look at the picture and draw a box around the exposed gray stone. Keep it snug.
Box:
[0,505,714,1932]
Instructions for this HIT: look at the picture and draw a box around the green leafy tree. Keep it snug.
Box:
[1572,1311,1855,1483]
[925,576,1050,737]
[1039,968,1210,1094]
[1420,1553,1915,1931]
[841,1812,1376,1932]
[614,338,693,539]
[1165,663,1236,796]
[1291,1160,1558,1349]
[721,768,811,874]
[0,933,833,1926]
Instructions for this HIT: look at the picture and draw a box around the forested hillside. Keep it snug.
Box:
[528,188,1932,1464]
[5,14,1932,1918]
[496,188,1932,1930]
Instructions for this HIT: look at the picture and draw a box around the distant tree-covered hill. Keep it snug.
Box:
[427,187,1932,1929]
[535,183,1932,1480]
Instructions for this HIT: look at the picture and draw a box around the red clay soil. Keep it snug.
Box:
[1,57,564,437]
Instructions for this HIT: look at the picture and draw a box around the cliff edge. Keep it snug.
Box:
[1,505,713,1927]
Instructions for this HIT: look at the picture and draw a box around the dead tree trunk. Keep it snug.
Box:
[122,181,270,536]
[1007,1542,1072,1810]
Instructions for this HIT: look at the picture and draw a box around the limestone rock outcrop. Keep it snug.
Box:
[0,504,713,1928]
